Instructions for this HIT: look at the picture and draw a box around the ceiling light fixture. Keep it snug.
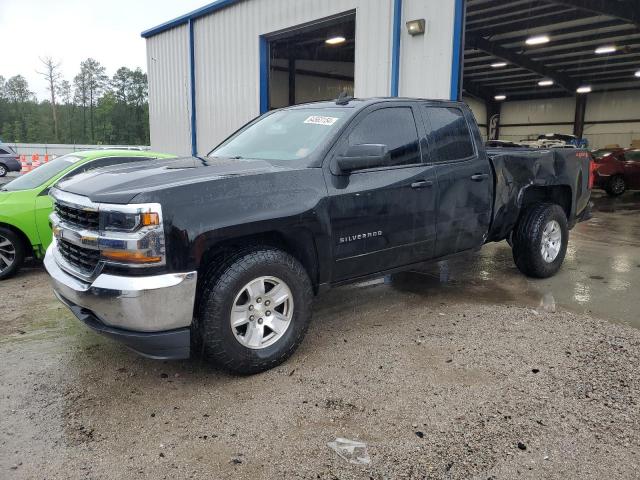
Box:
[325,36,346,45]
[577,86,592,94]
[634,70,640,78]
[494,94,507,101]
[525,34,550,46]
[538,79,554,86]
[491,62,507,68]
[406,19,426,36]
[595,45,616,54]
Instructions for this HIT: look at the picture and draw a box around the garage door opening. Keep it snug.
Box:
[265,13,355,110]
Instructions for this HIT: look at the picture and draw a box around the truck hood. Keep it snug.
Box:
[55,156,295,204]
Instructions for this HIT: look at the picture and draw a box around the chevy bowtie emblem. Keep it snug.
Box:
[339,231,383,243]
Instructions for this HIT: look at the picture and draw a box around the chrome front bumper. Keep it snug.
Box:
[45,244,197,358]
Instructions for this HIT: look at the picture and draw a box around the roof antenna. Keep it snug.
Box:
[335,91,354,105]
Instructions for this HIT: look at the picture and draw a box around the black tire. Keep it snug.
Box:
[605,175,625,197]
[0,163,7,177]
[0,227,25,280]
[194,247,313,375]
[511,203,568,279]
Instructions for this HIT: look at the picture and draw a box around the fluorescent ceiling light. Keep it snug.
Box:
[325,36,346,45]
[635,70,640,78]
[577,86,592,93]
[525,35,550,45]
[494,94,506,101]
[595,45,616,54]
[491,62,507,68]
[538,79,554,86]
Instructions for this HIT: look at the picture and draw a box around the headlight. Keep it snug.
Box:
[98,203,165,266]
[101,210,160,232]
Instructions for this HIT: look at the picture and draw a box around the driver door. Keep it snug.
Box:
[324,103,438,282]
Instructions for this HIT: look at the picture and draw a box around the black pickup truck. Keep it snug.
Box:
[44,97,592,374]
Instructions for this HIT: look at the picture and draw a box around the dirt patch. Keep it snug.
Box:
[1,269,639,479]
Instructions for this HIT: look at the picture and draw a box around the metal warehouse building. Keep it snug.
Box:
[142,0,464,156]
[143,0,640,156]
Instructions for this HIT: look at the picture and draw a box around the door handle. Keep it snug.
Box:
[470,173,489,181]
[411,180,433,189]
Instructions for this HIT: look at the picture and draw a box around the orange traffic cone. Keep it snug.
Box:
[32,153,41,169]
[44,154,50,163]
[20,155,30,174]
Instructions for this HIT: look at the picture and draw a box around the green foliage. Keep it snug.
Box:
[0,59,150,145]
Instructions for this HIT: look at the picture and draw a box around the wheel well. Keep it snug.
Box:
[520,185,572,220]
[197,230,320,293]
[0,222,33,257]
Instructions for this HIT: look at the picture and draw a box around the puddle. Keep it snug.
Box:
[344,191,640,329]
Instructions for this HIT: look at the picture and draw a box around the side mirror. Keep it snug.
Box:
[337,144,391,173]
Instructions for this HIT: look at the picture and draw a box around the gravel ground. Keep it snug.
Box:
[1,269,639,479]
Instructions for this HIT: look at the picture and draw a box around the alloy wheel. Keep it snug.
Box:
[540,220,562,263]
[0,234,16,273]
[612,177,625,195]
[230,276,294,349]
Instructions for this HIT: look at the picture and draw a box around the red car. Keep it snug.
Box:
[592,148,640,196]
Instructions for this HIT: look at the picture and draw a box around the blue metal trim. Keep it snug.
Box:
[450,0,465,101]
[141,0,241,38]
[259,36,269,114]
[390,0,402,96]
[189,19,198,156]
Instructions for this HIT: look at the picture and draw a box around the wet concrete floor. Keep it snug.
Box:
[380,190,640,329]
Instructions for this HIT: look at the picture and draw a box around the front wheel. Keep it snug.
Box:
[0,227,25,280]
[511,203,568,278]
[0,164,7,177]
[194,247,313,374]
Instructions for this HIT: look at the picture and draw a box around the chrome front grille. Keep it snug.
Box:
[54,203,99,230]
[57,238,100,274]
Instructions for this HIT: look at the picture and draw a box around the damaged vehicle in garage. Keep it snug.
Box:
[43,97,593,374]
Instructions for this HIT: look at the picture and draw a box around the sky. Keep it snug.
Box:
[0,0,207,100]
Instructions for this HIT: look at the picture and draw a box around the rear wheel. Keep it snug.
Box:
[0,227,25,280]
[194,247,313,374]
[0,164,7,177]
[511,203,568,278]
[606,175,625,197]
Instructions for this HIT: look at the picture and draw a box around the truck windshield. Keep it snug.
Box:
[209,109,348,161]
[2,155,82,191]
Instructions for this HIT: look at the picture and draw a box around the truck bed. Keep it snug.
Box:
[486,148,592,242]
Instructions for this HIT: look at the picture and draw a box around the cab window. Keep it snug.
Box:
[347,107,421,167]
[423,106,475,162]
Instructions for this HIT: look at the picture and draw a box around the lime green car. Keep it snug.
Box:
[0,150,174,280]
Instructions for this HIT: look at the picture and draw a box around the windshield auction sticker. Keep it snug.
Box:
[304,115,339,126]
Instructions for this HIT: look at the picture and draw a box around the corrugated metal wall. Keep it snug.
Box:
[400,0,455,99]
[193,0,395,154]
[498,91,640,148]
[146,24,191,155]
[145,0,458,155]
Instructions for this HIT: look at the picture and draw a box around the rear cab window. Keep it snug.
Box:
[422,106,476,162]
